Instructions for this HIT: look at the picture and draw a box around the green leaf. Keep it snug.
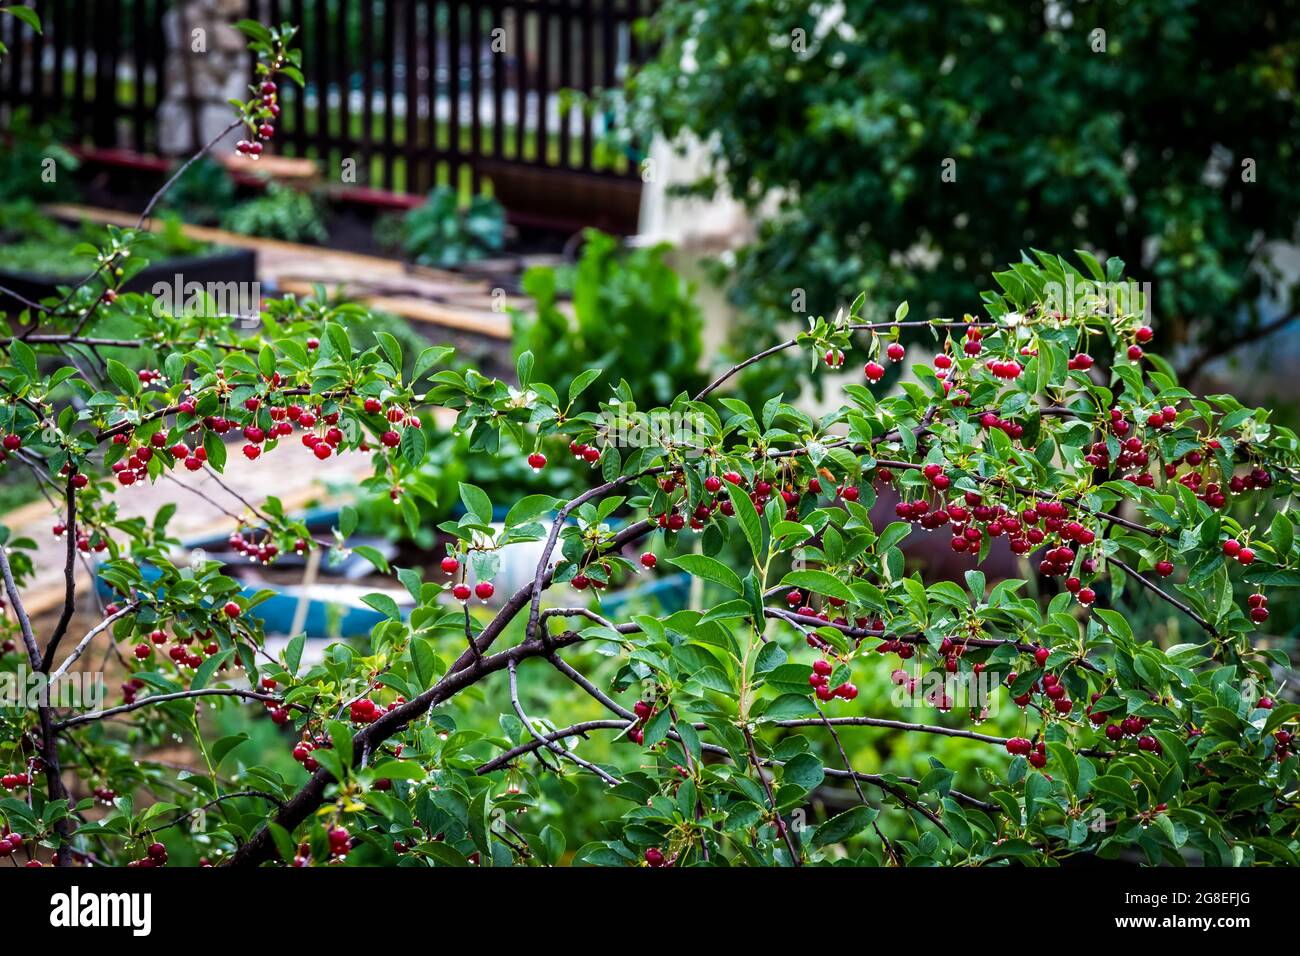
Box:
[267,822,297,864]
[211,733,249,767]
[6,6,41,31]
[504,494,557,528]
[413,346,454,380]
[812,805,880,849]
[284,633,304,675]
[396,567,423,603]
[361,592,401,621]
[106,359,140,396]
[725,481,763,560]
[410,638,438,690]
[516,350,534,388]
[667,554,743,594]
[8,339,36,380]
[377,331,403,371]
[354,545,390,573]
[203,430,227,471]
[568,368,602,406]
[191,648,234,691]
[325,719,354,770]
[782,753,824,790]
[371,759,424,781]
[401,424,427,467]
[458,482,493,524]
[780,569,855,603]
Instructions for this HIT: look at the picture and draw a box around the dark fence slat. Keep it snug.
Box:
[404,0,420,191]
[381,1,395,189]
[449,0,463,191]
[490,0,503,161]
[335,0,350,182]
[514,1,526,160]
[314,0,330,166]
[535,2,549,166]
[468,0,481,191]
[18,0,652,232]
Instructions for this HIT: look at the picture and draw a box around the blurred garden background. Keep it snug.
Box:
[1,0,1297,863]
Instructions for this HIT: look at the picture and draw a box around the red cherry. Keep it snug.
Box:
[527,452,547,472]
[863,361,885,382]
[474,581,495,601]
[886,342,906,363]
[640,552,657,569]
[380,430,401,448]
[441,556,460,574]
[222,601,241,619]
[452,584,472,601]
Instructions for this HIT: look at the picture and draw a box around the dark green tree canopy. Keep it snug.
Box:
[625,0,1300,379]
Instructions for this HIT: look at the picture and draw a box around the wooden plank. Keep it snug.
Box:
[43,203,408,275]
[43,203,516,342]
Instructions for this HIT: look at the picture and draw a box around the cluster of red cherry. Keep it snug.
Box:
[628,698,657,745]
[1004,737,1049,768]
[808,657,858,702]
[0,829,27,858]
[234,80,282,157]
[125,842,169,868]
[349,694,404,725]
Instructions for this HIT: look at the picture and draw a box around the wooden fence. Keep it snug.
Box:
[0,0,653,232]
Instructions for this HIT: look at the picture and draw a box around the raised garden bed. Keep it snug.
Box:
[0,248,258,316]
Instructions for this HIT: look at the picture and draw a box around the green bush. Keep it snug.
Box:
[375,187,506,269]
[512,229,705,409]
[159,155,237,227]
[221,184,329,244]
[624,0,1300,388]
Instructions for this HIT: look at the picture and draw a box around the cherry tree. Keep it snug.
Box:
[0,22,1297,869]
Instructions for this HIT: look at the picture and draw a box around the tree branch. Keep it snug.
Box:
[53,687,286,730]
